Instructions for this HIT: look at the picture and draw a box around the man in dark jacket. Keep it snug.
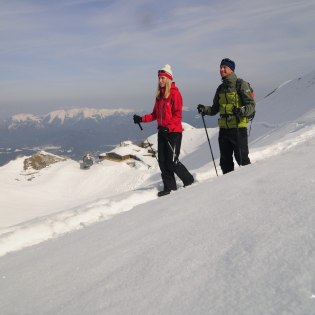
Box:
[197,58,255,174]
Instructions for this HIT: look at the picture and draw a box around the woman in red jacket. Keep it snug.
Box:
[133,64,194,197]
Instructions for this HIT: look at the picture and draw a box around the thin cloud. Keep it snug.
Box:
[0,0,314,115]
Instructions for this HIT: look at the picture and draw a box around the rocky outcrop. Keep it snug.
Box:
[23,152,66,171]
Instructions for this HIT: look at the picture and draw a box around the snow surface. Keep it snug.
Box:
[0,70,315,314]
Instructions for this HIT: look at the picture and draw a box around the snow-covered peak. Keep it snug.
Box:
[257,69,315,125]
[7,107,134,128]
[11,113,40,122]
[9,113,42,129]
[45,107,134,124]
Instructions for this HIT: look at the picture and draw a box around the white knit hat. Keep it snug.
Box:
[158,64,173,81]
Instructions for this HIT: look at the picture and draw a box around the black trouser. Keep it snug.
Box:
[218,127,250,174]
[158,132,194,191]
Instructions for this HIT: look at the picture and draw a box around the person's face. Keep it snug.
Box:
[220,65,233,78]
[159,76,167,88]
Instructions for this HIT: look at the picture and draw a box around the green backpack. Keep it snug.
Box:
[236,78,255,120]
[236,78,255,134]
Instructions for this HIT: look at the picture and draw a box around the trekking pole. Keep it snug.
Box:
[137,123,158,162]
[248,120,253,137]
[201,115,218,176]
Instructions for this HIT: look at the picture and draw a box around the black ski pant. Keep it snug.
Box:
[218,127,251,174]
[158,132,194,191]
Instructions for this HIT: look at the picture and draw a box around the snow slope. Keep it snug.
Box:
[0,70,315,315]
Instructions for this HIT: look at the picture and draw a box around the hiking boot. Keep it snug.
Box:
[157,190,171,197]
[184,178,194,188]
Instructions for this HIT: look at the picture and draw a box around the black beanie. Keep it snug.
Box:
[220,58,235,71]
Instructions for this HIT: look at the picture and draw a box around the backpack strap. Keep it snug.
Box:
[235,78,243,99]
[235,78,255,136]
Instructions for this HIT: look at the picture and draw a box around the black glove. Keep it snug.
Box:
[133,114,142,124]
[158,126,169,133]
[197,104,206,115]
[232,107,244,117]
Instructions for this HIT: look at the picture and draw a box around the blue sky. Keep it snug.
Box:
[1,0,314,117]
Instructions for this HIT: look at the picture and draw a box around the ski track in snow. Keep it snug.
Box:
[0,122,314,257]
[250,124,315,162]
[0,172,203,257]
[0,189,158,257]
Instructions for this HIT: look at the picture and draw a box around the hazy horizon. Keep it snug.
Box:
[1,0,315,118]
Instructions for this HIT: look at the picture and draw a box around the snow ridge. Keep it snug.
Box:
[8,107,133,129]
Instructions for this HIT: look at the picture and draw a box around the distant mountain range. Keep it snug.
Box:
[0,107,216,166]
[6,108,133,129]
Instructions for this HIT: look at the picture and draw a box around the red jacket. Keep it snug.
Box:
[142,82,183,133]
